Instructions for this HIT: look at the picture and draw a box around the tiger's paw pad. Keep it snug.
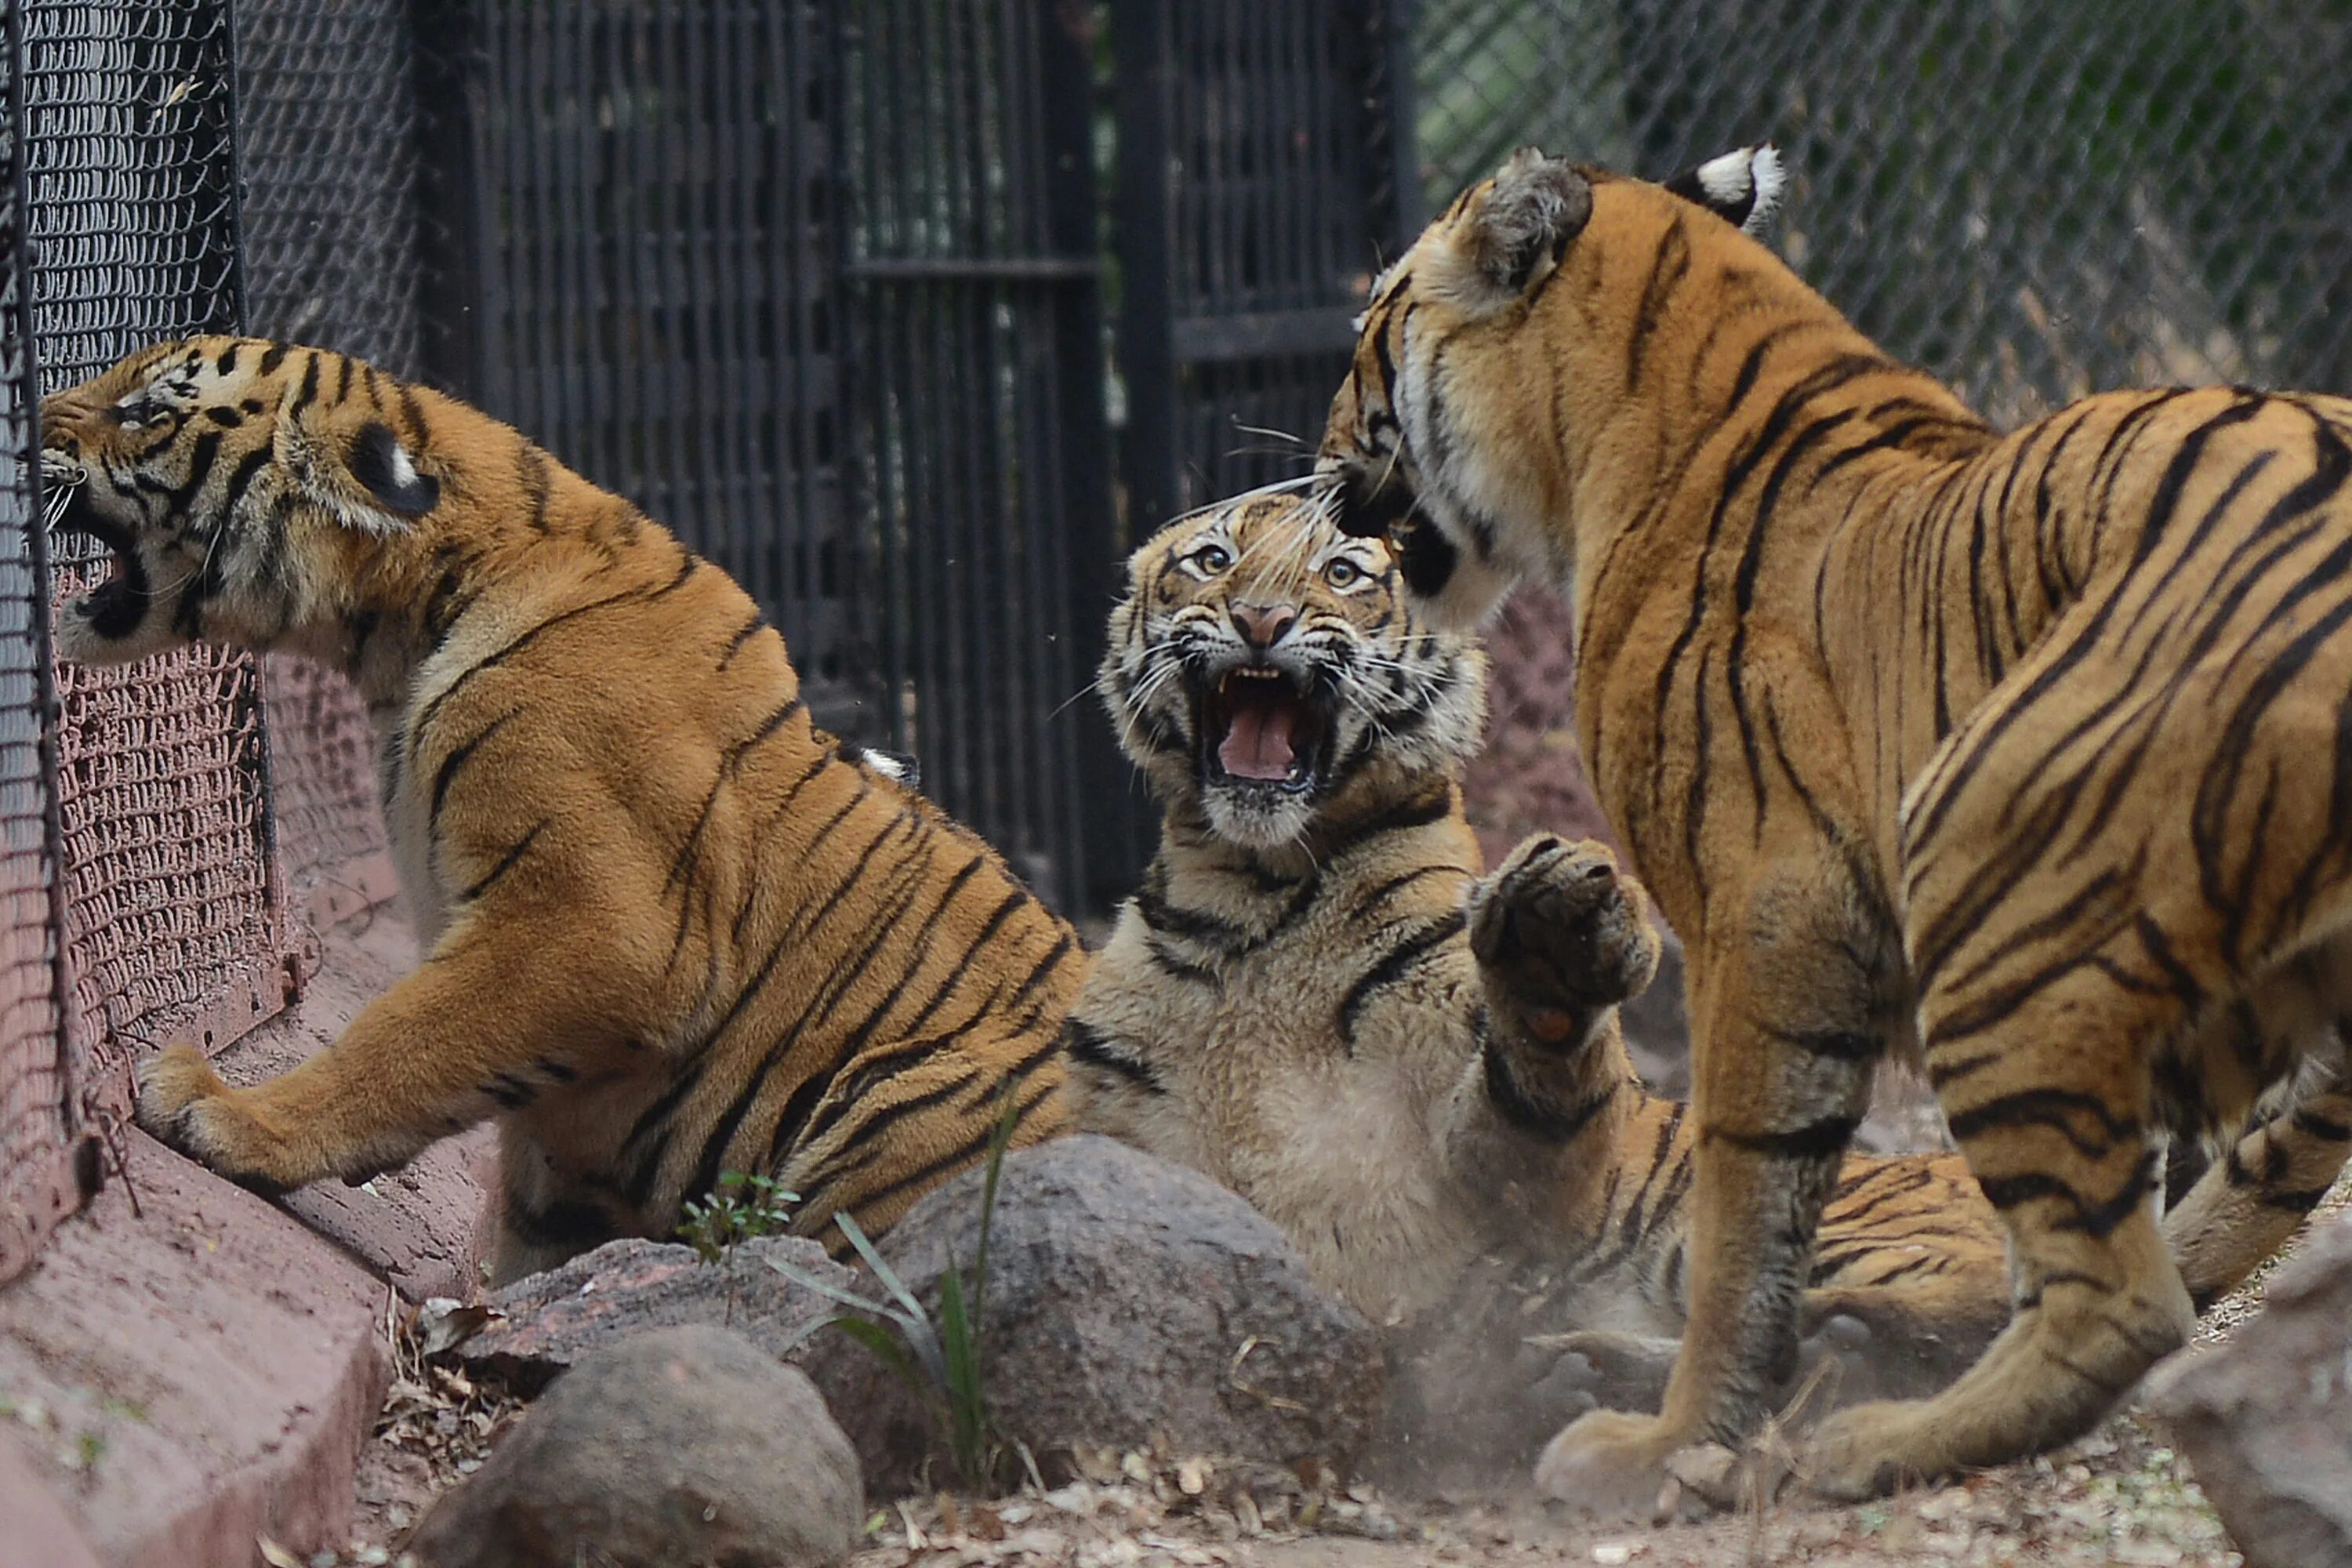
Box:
[1534,1408,1686,1523]
[134,1047,292,1196]
[1468,836,1660,1014]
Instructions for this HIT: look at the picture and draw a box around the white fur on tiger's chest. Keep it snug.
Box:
[1084,890,1487,1323]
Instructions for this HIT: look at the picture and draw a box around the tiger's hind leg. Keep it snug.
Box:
[771,1023,1069,1251]
[1803,955,2194,1497]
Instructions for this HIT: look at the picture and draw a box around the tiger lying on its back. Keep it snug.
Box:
[42,337,1081,1284]
[1317,147,2352,1504]
[1069,485,2017,1464]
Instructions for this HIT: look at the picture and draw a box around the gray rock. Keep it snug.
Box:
[2146,1212,2352,1568]
[801,1135,1385,1496]
[458,1234,858,1393]
[410,1324,862,1568]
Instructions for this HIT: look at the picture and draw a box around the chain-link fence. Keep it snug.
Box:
[1414,0,2352,425]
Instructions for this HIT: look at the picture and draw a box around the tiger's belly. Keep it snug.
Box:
[1185,971,1483,1326]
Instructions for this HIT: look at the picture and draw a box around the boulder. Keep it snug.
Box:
[408,1324,862,1568]
[2146,1212,2352,1568]
[456,1234,857,1392]
[801,1135,1385,1495]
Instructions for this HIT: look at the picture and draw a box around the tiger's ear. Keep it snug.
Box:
[1663,145,1786,238]
[344,419,441,517]
[281,412,437,535]
[1432,147,1593,318]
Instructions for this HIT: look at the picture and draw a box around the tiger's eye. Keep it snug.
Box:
[1191,543,1232,573]
[1325,557,1362,588]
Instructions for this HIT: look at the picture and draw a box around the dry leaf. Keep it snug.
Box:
[412,1297,503,1356]
[256,1537,304,1568]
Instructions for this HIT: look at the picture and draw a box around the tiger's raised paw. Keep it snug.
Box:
[135,1045,300,1196]
[1468,835,1661,1023]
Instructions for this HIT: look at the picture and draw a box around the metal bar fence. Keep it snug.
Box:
[838,0,1120,911]
[1110,0,1413,523]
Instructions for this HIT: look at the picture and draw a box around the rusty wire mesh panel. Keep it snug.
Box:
[0,1,80,1287]
[1413,0,2352,423]
[23,0,283,1104]
[235,0,419,930]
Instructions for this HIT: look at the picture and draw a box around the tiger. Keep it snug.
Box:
[1069,483,2018,1472]
[1315,143,2352,1506]
[38,336,1083,1287]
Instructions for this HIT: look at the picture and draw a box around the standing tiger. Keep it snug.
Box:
[1073,485,2024,1467]
[40,337,1081,1285]
[1316,147,2352,1504]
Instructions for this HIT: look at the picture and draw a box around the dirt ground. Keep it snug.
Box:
[304,1162,2350,1568]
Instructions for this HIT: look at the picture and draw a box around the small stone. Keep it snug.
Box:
[408,1324,861,1567]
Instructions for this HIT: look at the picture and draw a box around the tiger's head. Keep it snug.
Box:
[1101,486,1486,850]
[1318,145,1788,630]
[38,336,448,667]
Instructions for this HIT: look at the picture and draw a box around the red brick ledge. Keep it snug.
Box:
[0,906,495,1567]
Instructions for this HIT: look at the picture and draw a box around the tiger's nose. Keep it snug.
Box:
[1229,603,1298,649]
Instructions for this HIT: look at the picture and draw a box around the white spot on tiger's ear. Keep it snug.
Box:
[1670,145,1788,238]
[346,419,440,519]
[1742,147,1786,234]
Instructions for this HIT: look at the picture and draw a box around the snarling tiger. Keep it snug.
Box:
[39,337,1080,1286]
[1069,485,2020,1471]
[1316,146,2352,1504]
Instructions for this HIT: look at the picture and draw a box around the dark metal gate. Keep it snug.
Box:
[1110,0,1417,528]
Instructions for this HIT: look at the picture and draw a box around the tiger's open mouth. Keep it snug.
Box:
[44,474,152,640]
[1193,664,1334,795]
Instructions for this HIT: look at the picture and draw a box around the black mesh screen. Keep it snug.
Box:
[0,0,75,1287]
[1414,1,2352,424]
[441,0,864,722]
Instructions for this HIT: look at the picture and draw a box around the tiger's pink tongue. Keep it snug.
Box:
[1219,701,1298,781]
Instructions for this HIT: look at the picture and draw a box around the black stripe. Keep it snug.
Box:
[408,586,650,758]
[1945,1087,2138,1159]
[215,444,273,517]
[1483,1033,1617,1145]
[1064,1018,1166,1094]
[291,350,323,417]
[1336,910,1467,1045]
[459,820,546,903]
[1705,1115,1857,1161]
[430,708,520,830]
[718,612,767,667]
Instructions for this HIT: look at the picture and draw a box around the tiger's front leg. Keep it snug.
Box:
[136,916,632,1194]
[1536,862,1892,1519]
